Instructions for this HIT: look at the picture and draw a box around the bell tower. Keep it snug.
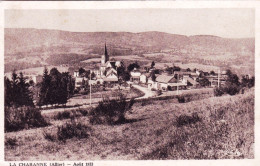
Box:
[101,43,109,65]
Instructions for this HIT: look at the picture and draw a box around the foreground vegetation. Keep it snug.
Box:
[5,88,254,160]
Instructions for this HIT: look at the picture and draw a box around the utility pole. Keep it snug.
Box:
[177,73,179,95]
[218,68,220,88]
[90,73,92,106]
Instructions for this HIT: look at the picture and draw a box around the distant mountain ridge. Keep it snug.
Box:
[4,28,255,76]
[5,28,254,54]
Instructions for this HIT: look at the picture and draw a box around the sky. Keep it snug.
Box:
[5,9,254,38]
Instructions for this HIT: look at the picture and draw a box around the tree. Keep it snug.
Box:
[127,62,140,72]
[78,67,86,76]
[210,70,216,75]
[17,72,34,106]
[84,70,91,78]
[173,66,181,72]
[4,77,12,107]
[59,72,70,105]
[241,75,255,88]
[49,68,62,105]
[151,71,156,81]
[38,67,51,106]
[38,67,75,107]
[214,69,242,96]
[151,61,155,69]
[198,77,210,87]
[90,72,96,79]
[122,71,130,81]
[11,70,19,106]
[5,71,34,107]
[226,69,240,86]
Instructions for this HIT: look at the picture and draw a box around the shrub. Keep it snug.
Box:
[175,113,201,127]
[224,83,241,95]
[5,106,49,132]
[5,137,18,147]
[79,109,88,116]
[89,96,135,125]
[54,111,71,120]
[43,130,56,142]
[214,87,225,96]
[177,96,186,103]
[214,83,241,97]
[57,119,92,142]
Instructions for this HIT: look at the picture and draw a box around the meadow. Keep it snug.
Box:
[5,88,254,160]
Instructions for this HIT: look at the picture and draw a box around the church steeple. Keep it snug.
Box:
[104,43,109,62]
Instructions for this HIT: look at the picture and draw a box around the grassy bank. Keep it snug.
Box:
[5,89,254,160]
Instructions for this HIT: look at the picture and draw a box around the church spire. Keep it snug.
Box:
[105,43,109,62]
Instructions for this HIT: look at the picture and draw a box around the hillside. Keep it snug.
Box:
[5,89,254,160]
[4,28,255,75]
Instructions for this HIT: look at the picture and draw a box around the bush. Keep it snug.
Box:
[55,111,71,120]
[214,83,241,97]
[177,96,186,103]
[79,109,88,116]
[57,119,92,142]
[175,113,201,127]
[89,96,135,125]
[43,130,56,142]
[5,106,49,132]
[214,87,225,96]
[5,137,18,147]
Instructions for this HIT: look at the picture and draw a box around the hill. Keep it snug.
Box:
[5,88,254,160]
[4,28,255,75]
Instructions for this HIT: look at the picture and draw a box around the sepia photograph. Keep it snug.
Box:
[4,8,255,160]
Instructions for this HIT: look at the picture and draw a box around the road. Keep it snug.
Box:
[41,84,212,115]
[131,84,156,99]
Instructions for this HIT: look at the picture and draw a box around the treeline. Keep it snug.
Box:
[214,70,254,96]
[5,67,75,132]
[37,67,75,106]
[5,72,34,107]
[5,67,75,108]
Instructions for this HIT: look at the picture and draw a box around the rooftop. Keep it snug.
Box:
[156,75,176,83]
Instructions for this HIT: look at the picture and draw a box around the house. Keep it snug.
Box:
[140,73,150,84]
[174,71,192,78]
[75,77,86,88]
[167,82,187,91]
[206,72,227,87]
[155,75,177,91]
[74,71,80,77]
[148,74,187,91]
[190,72,199,80]
[130,68,141,83]
[32,75,43,84]
[103,69,118,83]
[183,76,198,88]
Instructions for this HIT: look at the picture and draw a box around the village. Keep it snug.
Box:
[5,43,252,110]
[70,44,228,99]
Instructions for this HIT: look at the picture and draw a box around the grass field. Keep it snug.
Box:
[5,88,254,160]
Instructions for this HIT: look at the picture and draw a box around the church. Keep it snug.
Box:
[91,43,121,84]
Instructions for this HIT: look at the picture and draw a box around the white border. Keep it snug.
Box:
[0,1,259,166]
